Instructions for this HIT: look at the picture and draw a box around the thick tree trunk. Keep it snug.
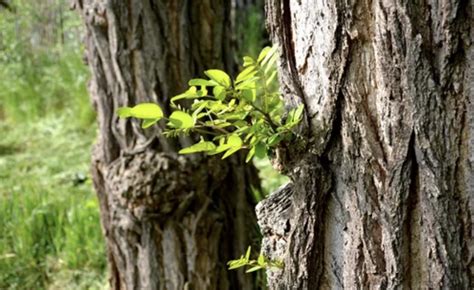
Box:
[259,0,472,289]
[75,1,260,289]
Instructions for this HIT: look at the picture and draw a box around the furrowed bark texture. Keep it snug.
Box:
[74,1,260,289]
[258,0,472,289]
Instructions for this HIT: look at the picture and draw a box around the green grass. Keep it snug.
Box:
[0,114,107,290]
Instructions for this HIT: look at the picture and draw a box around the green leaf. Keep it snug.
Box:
[235,77,258,90]
[241,89,256,103]
[245,146,255,163]
[198,86,208,97]
[257,46,272,63]
[246,266,263,273]
[142,119,159,128]
[130,103,164,119]
[258,254,265,265]
[188,78,217,87]
[222,146,241,159]
[205,69,232,88]
[245,246,251,261]
[228,135,243,147]
[213,85,226,100]
[243,56,255,67]
[294,104,304,121]
[228,259,246,270]
[266,70,278,86]
[209,143,231,155]
[179,141,216,154]
[117,107,132,118]
[236,66,257,84]
[267,134,282,146]
[260,46,277,66]
[171,86,198,104]
[118,103,164,120]
[168,111,194,128]
[233,121,248,128]
[255,142,266,158]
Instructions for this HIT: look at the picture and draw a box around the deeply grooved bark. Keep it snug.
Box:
[261,0,472,288]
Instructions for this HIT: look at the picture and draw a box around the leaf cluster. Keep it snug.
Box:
[227,246,283,273]
[118,46,304,162]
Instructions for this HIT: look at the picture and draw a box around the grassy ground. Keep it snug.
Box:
[0,115,108,290]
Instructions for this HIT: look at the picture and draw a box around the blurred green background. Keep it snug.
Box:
[0,1,286,289]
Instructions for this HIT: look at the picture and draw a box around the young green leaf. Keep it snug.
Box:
[294,104,304,122]
[188,78,217,87]
[213,85,226,100]
[228,134,243,147]
[222,146,241,159]
[257,254,265,265]
[171,86,199,104]
[179,141,216,154]
[267,134,282,146]
[245,246,251,261]
[205,69,232,88]
[260,46,278,66]
[208,143,231,155]
[142,119,159,129]
[168,111,194,128]
[131,103,163,119]
[246,266,263,273]
[118,103,164,120]
[255,142,266,158]
[243,56,255,67]
[117,107,132,118]
[245,146,255,163]
[236,66,257,84]
[241,89,256,103]
[257,46,272,63]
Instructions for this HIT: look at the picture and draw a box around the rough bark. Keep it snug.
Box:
[258,0,472,289]
[74,1,260,289]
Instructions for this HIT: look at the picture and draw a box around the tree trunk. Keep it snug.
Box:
[258,0,472,289]
[75,1,260,289]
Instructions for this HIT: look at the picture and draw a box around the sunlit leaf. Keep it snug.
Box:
[243,56,255,67]
[213,85,226,100]
[260,46,277,66]
[266,70,278,86]
[117,107,132,118]
[236,66,257,84]
[236,77,258,90]
[205,69,232,88]
[179,141,216,154]
[209,143,231,155]
[171,86,199,104]
[257,46,272,63]
[258,254,265,265]
[245,246,251,261]
[142,118,159,128]
[245,146,255,163]
[228,134,243,147]
[294,104,304,121]
[188,78,217,87]
[246,266,263,273]
[168,111,194,128]
[118,103,163,120]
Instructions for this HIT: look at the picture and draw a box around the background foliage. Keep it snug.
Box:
[0,0,286,289]
[0,1,105,289]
